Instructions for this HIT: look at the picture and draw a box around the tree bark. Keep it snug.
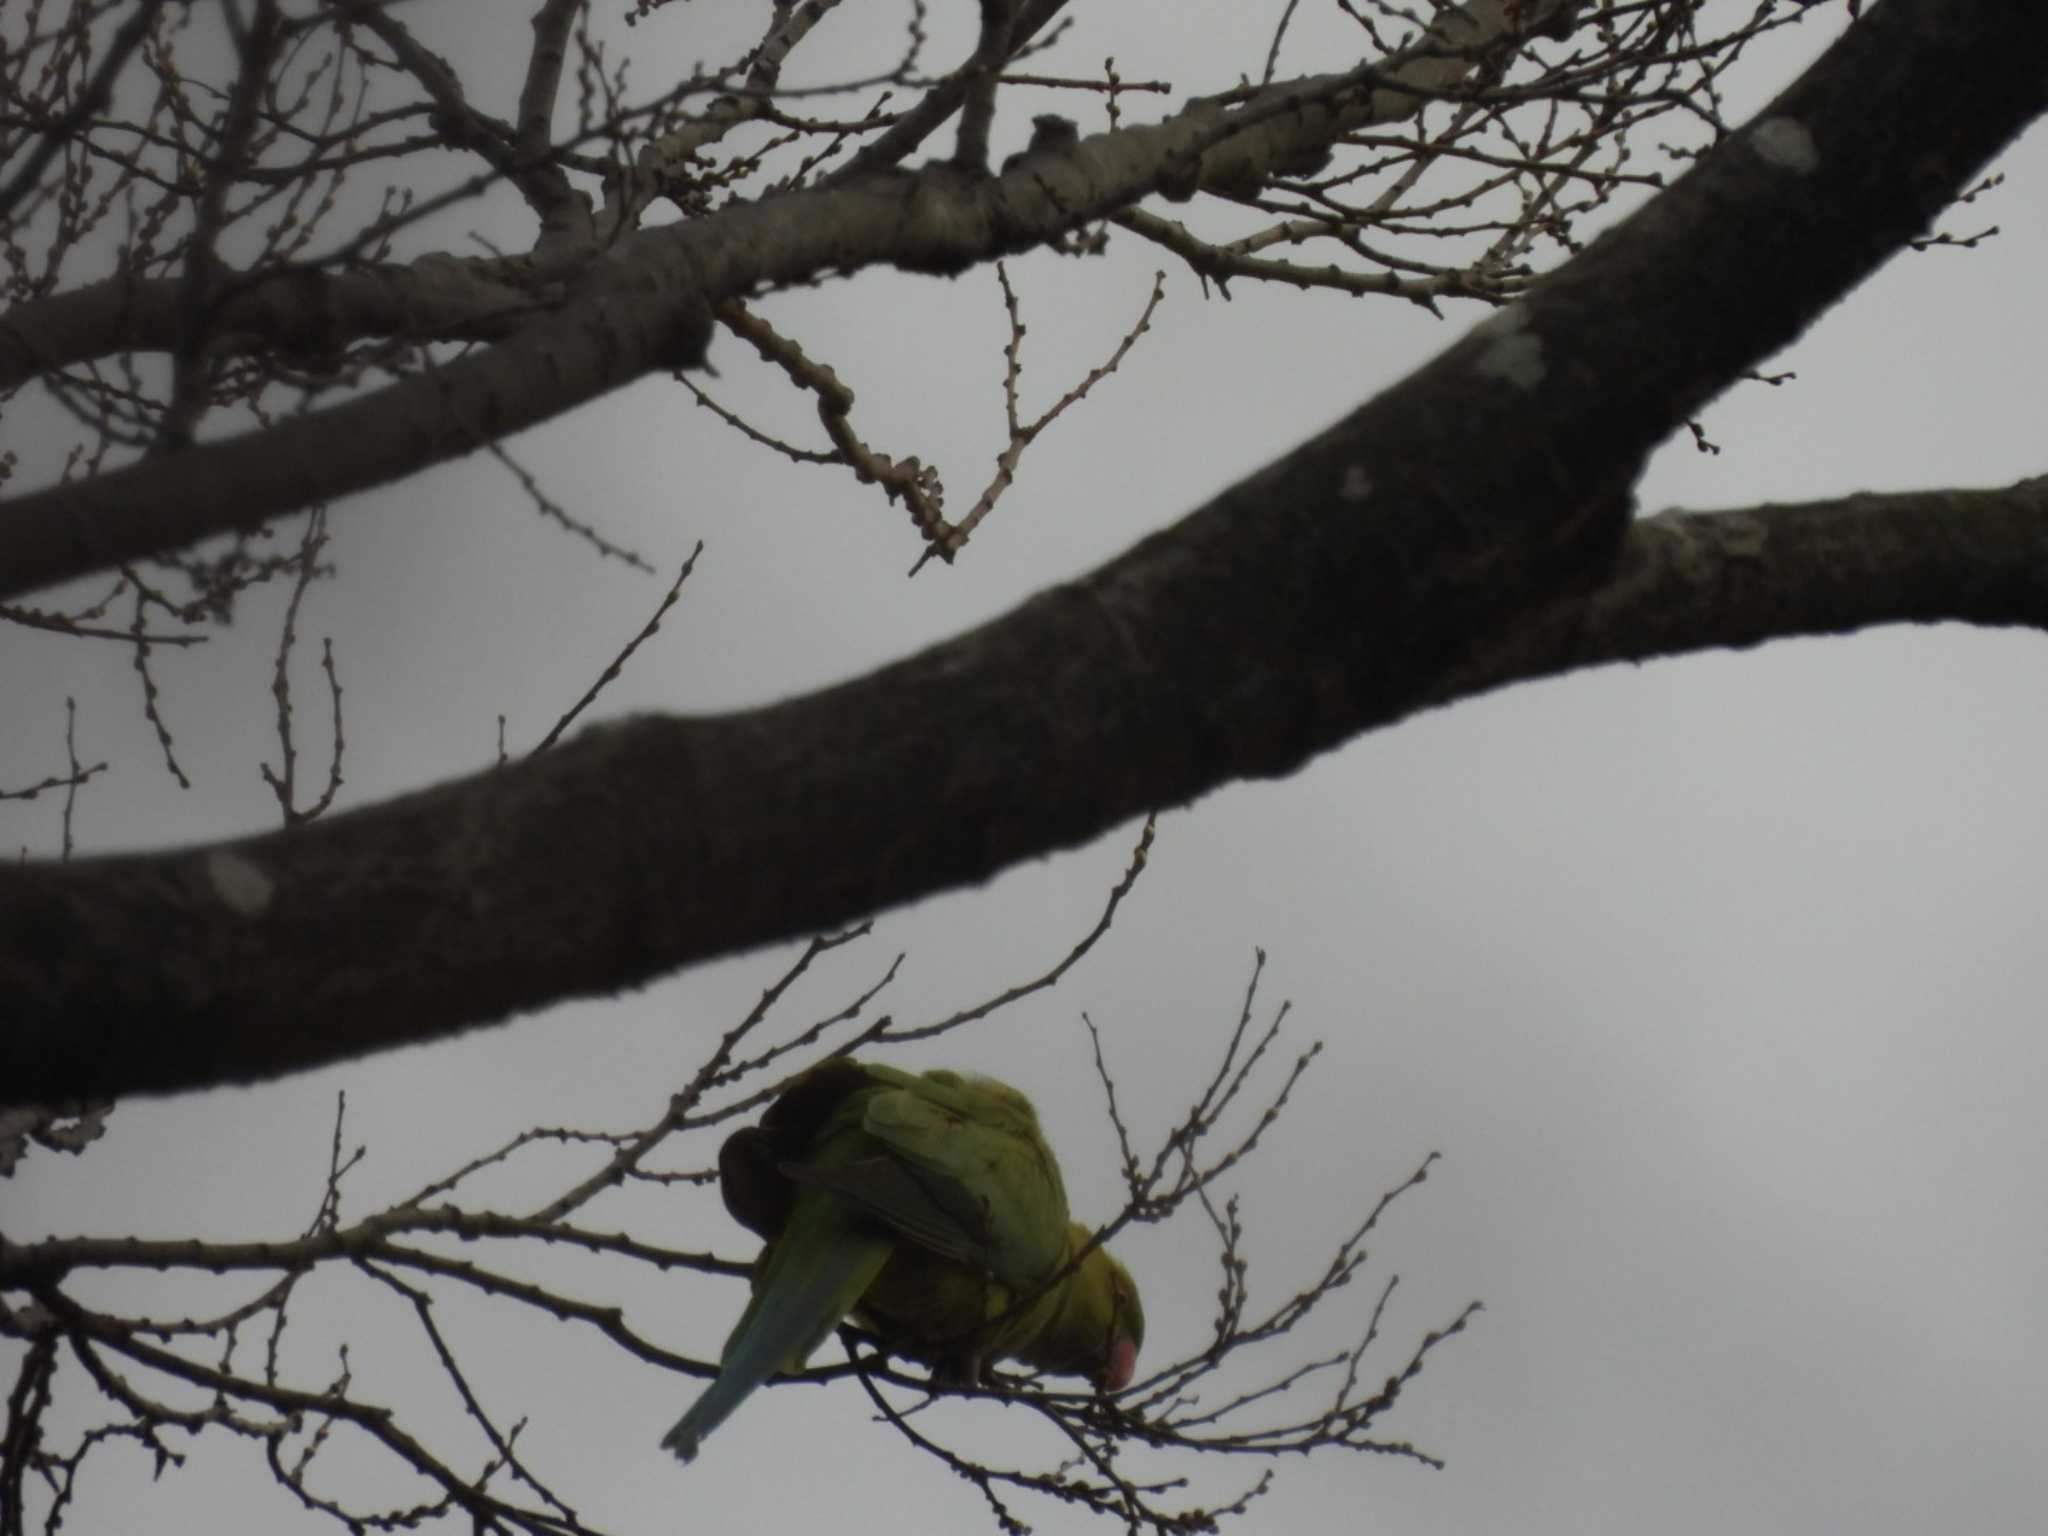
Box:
[5,0,2045,1105]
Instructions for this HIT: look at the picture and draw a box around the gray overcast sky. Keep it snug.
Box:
[7,3,2048,1533]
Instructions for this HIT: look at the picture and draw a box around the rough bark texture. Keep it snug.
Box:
[1433,480,2048,702]
[5,0,2047,1105]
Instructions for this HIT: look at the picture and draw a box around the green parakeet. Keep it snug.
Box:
[661,1058,1144,1462]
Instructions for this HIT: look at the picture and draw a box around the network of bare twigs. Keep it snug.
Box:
[0,0,1811,815]
[1,818,1470,1535]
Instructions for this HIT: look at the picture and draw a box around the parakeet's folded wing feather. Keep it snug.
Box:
[762,1070,1071,1290]
[663,1151,891,1462]
[856,1073,1070,1287]
[777,1151,988,1268]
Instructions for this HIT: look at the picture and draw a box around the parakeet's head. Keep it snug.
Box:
[1081,1253,1146,1392]
[1096,1250,1144,1393]
[1017,1236,1146,1391]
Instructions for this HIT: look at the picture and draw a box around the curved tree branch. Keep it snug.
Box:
[4,0,2044,1106]
[1433,480,2048,703]
[0,0,1573,601]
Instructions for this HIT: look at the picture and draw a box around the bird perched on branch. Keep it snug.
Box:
[1001,113,1079,175]
[662,1058,1144,1462]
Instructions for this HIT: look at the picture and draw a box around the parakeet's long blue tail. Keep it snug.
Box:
[662,1201,891,1463]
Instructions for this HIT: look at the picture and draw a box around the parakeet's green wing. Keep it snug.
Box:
[854,1073,1072,1287]
[778,1151,988,1268]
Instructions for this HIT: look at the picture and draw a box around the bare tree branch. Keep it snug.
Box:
[5,0,2042,1107]
[3,933,1459,1536]
[0,0,1593,600]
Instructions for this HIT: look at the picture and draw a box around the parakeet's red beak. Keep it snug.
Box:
[1099,1334,1137,1393]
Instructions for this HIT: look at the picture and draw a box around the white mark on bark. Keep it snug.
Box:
[1750,117,1819,176]
[1340,465,1373,502]
[207,849,276,917]
[1474,306,1545,389]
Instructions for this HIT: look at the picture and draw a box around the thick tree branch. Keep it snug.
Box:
[4,0,2045,1105]
[0,262,556,388]
[1433,478,2048,702]
[0,0,1568,600]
